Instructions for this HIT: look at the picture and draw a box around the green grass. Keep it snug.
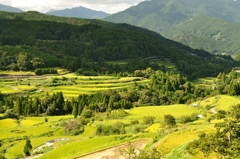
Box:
[0,70,34,75]
[157,59,180,73]
[145,123,162,133]
[127,105,199,122]
[5,136,68,159]
[165,143,189,159]
[193,77,216,87]
[157,124,215,156]
[15,85,36,91]
[0,86,19,94]
[0,119,17,128]
[0,116,72,140]
[40,135,145,159]
[196,95,240,110]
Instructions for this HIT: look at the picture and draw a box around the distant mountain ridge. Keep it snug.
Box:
[46,6,110,19]
[104,0,240,56]
[0,4,23,12]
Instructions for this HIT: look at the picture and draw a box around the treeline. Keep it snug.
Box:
[0,16,237,79]
[215,69,240,96]
[0,52,44,70]
[35,68,58,75]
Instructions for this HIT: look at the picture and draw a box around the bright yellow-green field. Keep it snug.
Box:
[40,135,148,159]
[127,105,199,122]
[0,116,72,140]
[0,70,34,75]
[145,123,162,132]
[0,118,17,128]
[157,124,215,156]
[15,85,36,91]
[5,136,69,159]
[0,86,19,94]
[196,95,240,110]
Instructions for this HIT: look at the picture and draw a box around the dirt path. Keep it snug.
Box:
[75,139,149,159]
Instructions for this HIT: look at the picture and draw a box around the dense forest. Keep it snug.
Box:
[0,11,237,79]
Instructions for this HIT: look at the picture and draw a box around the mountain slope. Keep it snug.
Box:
[0,11,237,79]
[46,6,109,19]
[163,15,240,55]
[104,0,240,55]
[0,4,23,12]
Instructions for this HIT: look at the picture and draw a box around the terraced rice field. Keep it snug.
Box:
[0,71,149,98]
[196,95,240,110]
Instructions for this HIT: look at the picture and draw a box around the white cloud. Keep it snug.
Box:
[0,0,144,13]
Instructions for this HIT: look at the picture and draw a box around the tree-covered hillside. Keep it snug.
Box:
[0,11,237,79]
[163,15,240,55]
[104,0,240,56]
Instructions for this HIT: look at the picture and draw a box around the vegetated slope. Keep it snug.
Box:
[46,6,110,19]
[0,11,236,79]
[0,4,23,12]
[163,15,240,55]
[104,0,240,55]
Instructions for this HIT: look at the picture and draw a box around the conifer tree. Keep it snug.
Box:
[24,139,32,156]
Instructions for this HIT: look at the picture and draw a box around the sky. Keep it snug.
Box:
[0,0,145,13]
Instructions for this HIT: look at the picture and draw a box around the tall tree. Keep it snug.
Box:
[23,139,32,156]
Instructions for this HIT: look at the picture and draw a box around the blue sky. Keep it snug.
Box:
[0,0,145,13]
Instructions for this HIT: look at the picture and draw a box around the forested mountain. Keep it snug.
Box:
[0,4,23,12]
[164,15,240,55]
[46,6,109,19]
[0,11,237,79]
[104,0,240,56]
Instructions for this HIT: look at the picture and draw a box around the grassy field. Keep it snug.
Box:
[40,135,141,159]
[196,95,240,110]
[126,105,199,122]
[157,124,215,156]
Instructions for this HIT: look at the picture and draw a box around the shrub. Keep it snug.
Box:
[143,116,155,125]
[164,114,176,127]
[107,109,128,119]
[64,119,84,136]
[180,115,192,124]
[96,122,126,136]
[131,120,139,125]
[216,110,227,119]
[133,124,145,133]
[81,109,94,118]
